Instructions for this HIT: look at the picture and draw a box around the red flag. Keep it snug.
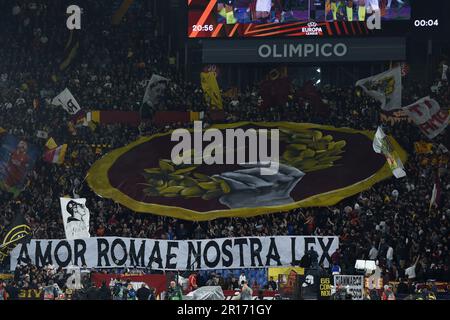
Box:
[259,67,291,110]
[297,81,329,116]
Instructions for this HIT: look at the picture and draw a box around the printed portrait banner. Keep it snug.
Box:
[52,88,81,115]
[87,122,407,221]
[60,198,91,240]
[403,97,450,139]
[0,134,39,195]
[9,236,339,271]
[356,67,402,111]
[298,269,320,300]
[333,275,364,300]
[142,74,169,107]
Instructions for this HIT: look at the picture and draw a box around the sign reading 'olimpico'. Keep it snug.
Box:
[257,43,348,59]
[202,38,406,63]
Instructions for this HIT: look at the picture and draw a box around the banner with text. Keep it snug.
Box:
[403,97,450,139]
[10,236,339,271]
[333,275,364,300]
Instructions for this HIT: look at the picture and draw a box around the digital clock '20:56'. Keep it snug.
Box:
[192,25,214,32]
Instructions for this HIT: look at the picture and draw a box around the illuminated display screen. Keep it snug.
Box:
[188,0,444,38]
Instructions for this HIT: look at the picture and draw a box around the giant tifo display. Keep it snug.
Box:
[87,122,406,220]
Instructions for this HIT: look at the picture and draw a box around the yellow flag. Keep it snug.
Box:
[200,72,223,110]
[45,138,58,150]
[0,127,5,135]
[414,141,433,154]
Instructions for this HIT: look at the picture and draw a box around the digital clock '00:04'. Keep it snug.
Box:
[414,19,439,27]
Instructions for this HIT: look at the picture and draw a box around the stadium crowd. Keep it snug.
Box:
[0,0,449,300]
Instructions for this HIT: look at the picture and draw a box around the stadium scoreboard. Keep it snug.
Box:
[188,0,446,38]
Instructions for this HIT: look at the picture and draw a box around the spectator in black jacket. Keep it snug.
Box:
[136,283,151,300]
[396,278,410,295]
[98,281,112,300]
[148,287,157,300]
[5,282,19,300]
[86,284,99,300]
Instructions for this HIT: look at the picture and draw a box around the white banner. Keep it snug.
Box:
[356,67,402,111]
[60,198,91,240]
[372,127,387,154]
[256,0,272,13]
[52,88,81,115]
[333,275,364,300]
[142,74,169,107]
[403,97,450,139]
[36,130,48,139]
[10,236,339,271]
[372,127,406,179]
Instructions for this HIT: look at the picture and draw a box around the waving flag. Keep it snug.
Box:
[43,144,68,165]
[201,71,223,110]
[52,88,81,115]
[356,67,402,111]
[373,127,406,179]
[45,138,58,150]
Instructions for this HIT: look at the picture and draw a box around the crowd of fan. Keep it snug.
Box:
[0,0,449,300]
